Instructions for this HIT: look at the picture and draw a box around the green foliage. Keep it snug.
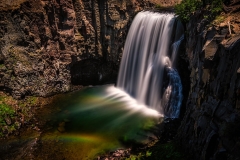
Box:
[128,142,186,160]
[126,155,140,160]
[19,97,37,108]
[145,151,152,157]
[0,103,15,118]
[0,95,4,101]
[155,4,163,10]
[175,0,223,23]
[126,151,152,160]
[142,118,156,130]
[16,96,38,129]
[175,0,203,22]
[27,97,37,105]
[0,95,38,137]
[147,142,186,160]
[211,15,225,26]
[209,0,223,15]
[0,103,15,126]
[155,3,175,11]
[0,95,17,137]
[214,15,225,23]
[0,64,4,68]
[155,4,161,8]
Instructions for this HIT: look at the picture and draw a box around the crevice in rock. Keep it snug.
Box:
[91,0,99,55]
[177,40,191,119]
[97,0,107,62]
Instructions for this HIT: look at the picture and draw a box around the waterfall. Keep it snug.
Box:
[117,11,183,118]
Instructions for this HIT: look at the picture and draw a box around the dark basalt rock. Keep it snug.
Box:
[71,59,117,85]
[176,5,240,160]
[224,34,240,50]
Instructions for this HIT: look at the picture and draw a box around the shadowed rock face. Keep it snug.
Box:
[70,59,117,85]
[0,0,183,98]
[176,3,240,160]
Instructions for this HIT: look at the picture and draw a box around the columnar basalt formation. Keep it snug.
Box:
[177,2,240,159]
[1,0,175,98]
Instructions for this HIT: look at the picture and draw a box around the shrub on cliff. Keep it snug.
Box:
[175,0,223,23]
[175,0,203,22]
[208,0,223,15]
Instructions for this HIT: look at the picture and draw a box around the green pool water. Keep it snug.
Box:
[17,85,162,159]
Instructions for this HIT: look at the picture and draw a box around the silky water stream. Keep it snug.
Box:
[36,85,161,159]
[0,11,184,160]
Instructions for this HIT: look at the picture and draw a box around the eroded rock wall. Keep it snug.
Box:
[177,3,240,159]
[0,0,169,98]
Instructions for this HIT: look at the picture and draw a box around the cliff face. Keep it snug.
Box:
[1,0,183,98]
[1,0,240,159]
[177,2,240,159]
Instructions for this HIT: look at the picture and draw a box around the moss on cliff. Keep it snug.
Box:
[0,92,39,138]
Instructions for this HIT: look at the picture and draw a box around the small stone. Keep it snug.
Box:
[113,153,121,157]
[14,121,21,129]
[237,68,240,73]
[33,126,40,131]
[118,150,124,154]
[57,126,65,133]
[4,117,12,126]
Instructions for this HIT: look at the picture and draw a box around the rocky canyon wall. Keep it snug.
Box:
[177,2,240,159]
[0,0,182,98]
[2,0,240,159]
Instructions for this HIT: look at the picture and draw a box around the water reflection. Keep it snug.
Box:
[40,85,162,159]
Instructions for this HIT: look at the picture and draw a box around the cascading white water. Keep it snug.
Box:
[117,11,184,118]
